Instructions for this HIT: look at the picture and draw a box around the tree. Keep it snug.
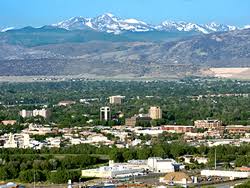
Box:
[0,167,9,180]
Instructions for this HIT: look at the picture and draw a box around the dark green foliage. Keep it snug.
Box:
[48,170,81,184]
[0,79,250,126]
[235,181,250,188]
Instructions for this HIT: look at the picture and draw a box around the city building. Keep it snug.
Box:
[81,157,182,178]
[161,125,194,133]
[19,109,33,118]
[125,116,152,127]
[100,107,111,121]
[149,106,162,120]
[135,128,163,136]
[109,95,124,104]
[194,119,222,129]
[22,124,54,135]
[19,109,50,119]
[3,133,17,148]
[225,125,250,134]
[147,157,181,173]
[32,108,50,118]
[3,133,30,149]
[81,160,144,178]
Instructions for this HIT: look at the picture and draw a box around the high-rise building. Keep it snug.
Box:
[109,95,124,104]
[149,106,162,120]
[33,108,50,118]
[20,109,33,118]
[20,109,50,119]
[100,107,111,121]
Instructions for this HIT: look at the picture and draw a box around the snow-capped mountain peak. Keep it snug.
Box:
[157,21,209,34]
[51,13,247,34]
[53,13,153,34]
[1,27,15,32]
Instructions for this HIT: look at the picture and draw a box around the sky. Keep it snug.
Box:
[1,0,250,29]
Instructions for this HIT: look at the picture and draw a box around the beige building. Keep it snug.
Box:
[149,106,162,120]
[194,120,222,129]
[109,95,124,104]
[159,172,192,185]
[1,120,17,125]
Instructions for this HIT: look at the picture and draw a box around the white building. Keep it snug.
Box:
[32,108,50,118]
[3,133,30,149]
[100,107,111,121]
[201,170,250,180]
[3,133,17,148]
[20,109,50,119]
[147,157,180,173]
[82,160,144,178]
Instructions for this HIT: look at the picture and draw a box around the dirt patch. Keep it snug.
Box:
[201,68,250,80]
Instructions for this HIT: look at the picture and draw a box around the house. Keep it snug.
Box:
[1,120,17,125]
[159,172,192,185]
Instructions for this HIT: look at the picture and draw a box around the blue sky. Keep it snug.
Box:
[1,0,250,29]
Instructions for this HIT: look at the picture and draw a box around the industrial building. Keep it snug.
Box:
[147,157,182,173]
[201,170,250,180]
[82,158,182,178]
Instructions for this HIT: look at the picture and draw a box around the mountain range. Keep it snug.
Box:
[52,13,249,34]
[0,13,250,79]
[2,13,250,35]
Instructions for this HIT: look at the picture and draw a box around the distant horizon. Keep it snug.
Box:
[1,0,250,29]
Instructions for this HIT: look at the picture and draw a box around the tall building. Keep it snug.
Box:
[20,109,33,118]
[33,108,50,118]
[20,109,50,119]
[149,106,162,120]
[100,107,111,121]
[109,95,124,104]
